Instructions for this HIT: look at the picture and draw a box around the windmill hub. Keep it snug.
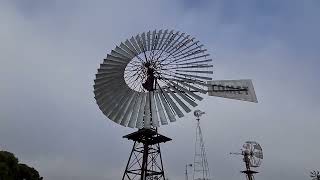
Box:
[194,110,205,121]
[142,62,156,91]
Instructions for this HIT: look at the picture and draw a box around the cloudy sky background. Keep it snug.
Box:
[1,0,320,179]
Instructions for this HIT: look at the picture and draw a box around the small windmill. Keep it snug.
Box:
[231,141,263,180]
[310,170,320,180]
[193,110,210,180]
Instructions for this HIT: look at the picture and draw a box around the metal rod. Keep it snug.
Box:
[141,142,149,180]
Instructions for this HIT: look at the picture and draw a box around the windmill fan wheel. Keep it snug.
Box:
[243,141,263,168]
[94,29,213,128]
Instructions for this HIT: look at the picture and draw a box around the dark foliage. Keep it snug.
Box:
[0,151,43,180]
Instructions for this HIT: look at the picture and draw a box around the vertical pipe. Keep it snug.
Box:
[244,154,253,180]
[141,142,149,180]
[193,118,199,180]
[185,165,188,180]
[159,143,166,180]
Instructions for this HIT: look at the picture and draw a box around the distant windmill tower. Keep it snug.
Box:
[231,141,263,180]
[310,170,320,180]
[193,110,211,180]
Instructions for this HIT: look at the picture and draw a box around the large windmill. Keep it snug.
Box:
[93,29,258,180]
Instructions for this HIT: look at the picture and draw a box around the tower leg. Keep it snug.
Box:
[122,142,137,180]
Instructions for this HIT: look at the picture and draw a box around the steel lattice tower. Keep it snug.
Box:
[193,110,210,180]
[122,128,171,180]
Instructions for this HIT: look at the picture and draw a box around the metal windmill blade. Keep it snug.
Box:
[94,29,213,128]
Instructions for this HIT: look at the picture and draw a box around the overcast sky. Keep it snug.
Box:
[1,0,320,180]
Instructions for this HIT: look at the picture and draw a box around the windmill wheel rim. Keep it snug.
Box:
[94,29,213,128]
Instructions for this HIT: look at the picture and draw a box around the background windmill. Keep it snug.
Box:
[310,170,320,180]
[231,141,263,180]
[193,110,210,180]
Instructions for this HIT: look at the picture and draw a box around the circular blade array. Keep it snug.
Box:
[94,29,213,128]
[243,141,263,167]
